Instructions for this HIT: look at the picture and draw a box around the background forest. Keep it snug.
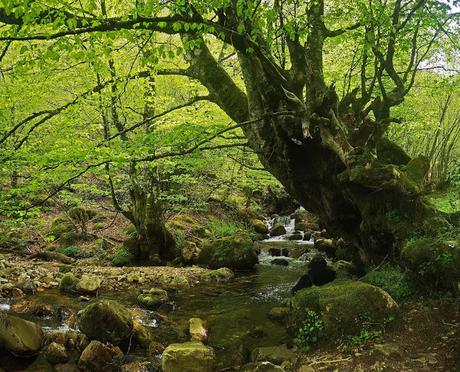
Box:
[0,1,459,371]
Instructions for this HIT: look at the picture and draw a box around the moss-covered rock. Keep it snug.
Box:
[197,233,258,270]
[189,318,208,343]
[132,320,154,348]
[77,300,133,344]
[181,241,201,263]
[67,206,98,222]
[76,274,102,293]
[49,216,75,238]
[112,247,135,267]
[240,361,284,371]
[137,288,169,310]
[59,272,78,293]
[270,224,286,237]
[207,267,234,281]
[0,313,45,355]
[268,307,289,323]
[288,280,398,342]
[161,342,216,372]
[251,219,269,234]
[59,231,81,246]
[401,238,460,289]
[251,344,296,365]
[45,342,69,364]
[78,340,123,371]
[294,209,320,231]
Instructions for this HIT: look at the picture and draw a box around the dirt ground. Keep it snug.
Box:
[294,297,460,371]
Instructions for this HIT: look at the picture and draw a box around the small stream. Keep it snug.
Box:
[1,215,321,369]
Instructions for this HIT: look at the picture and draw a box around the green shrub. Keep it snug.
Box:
[294,309,324,352]
[112,247,135,267]
[361,265,414,301]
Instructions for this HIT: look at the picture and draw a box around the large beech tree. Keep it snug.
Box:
[0,0,458,263]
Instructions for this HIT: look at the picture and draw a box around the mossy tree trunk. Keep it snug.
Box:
[123,177,176,263]
[122,71,177,263]
[177,3,449,265]
[100,61,176,264]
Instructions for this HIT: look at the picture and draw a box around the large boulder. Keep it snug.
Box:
[0,313,45,355]
[77,300,133,344]
[197,233,258,270]
[161,341,216,372]
[401,238,460,289]
[78,340,123,371]
[288,280,398,342]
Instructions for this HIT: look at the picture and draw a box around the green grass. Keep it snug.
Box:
[428,189,460,214]
[209,218,242,238]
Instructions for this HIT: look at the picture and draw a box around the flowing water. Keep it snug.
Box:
[1,215,319,369]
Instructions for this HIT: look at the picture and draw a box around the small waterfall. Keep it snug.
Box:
[0,302,10,312]
[265,215,311,244]
[257,212,316,268]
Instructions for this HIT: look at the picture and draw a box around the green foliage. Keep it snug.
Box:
[294,309,324,352]
[429,189,460,214]
[209,218,242,238]
[362,265,414,301]
[349,328,383,345]
[175,229,186,251]
[112,247,135,267]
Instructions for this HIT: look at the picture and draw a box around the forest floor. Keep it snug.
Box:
[296,296,460,372]
[1,200,459,371]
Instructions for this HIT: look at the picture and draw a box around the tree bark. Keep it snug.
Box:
[239,66,445,264]
[182,38,446,265]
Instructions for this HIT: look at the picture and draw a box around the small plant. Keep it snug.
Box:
[294,309,324,351]
[349,328,383,345]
